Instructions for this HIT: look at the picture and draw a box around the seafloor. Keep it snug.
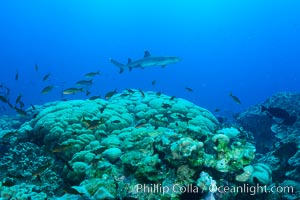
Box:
[0,90,299,200]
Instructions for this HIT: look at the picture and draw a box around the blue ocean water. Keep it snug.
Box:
[1,0,299,116]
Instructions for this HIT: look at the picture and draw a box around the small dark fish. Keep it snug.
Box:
[15,71,19,80]
[86,90,91,96]
[176,114,192,123]
[2,180,15,187]
[84,71,100,78]
[99,105,106,113]
[214,108,221,112]
[261,105,297,125]
[76,80,93,87]
[82,117,102,129]
[120,93,130,97]
[36,174,42,183]
[52,144,73,153]
[42,73,51,81]
[89,96,101,100]
[1,130,17,139]
[19,101,25,108]
[14,107,27,116]
[217,116,225,124]
[63,88,84,95]
[156,92,162,96]
[0,95,9,104]
[7,174,25,179]
[261,106,289,119]
[111,119,121,123]
[32,162,52,177]
[185,87,193,92]
[162,103,171,109]
[63,187,84,196]
[35,64,39,72]
[31,104,36,110]
[65,161,74,171]
[139,89,145,98]
[170,96,176,100]
[126,89,135,93]
[151,80,156,86]
[41,85,55,94]
[7,102,13,108]
[135,122,147,128]
[105,89,117,99]
[150,115,160,122]
[229,92,241,104]
[15,94,22,104]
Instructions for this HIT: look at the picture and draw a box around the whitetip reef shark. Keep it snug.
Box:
[109,51,181,73]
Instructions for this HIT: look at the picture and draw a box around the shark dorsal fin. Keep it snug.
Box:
[128,58,132,63]
[144,51,151,57]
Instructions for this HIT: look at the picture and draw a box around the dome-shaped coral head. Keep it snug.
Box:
[251,163,272,185]
[235,164,272,185]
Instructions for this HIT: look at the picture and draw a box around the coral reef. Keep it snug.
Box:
[237,92,300,200]
[0,90,262,199]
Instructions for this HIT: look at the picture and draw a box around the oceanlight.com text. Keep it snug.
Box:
[209,183,294,196]
[130,183,295,196]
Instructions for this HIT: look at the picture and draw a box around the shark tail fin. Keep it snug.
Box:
[110,58,125,73]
